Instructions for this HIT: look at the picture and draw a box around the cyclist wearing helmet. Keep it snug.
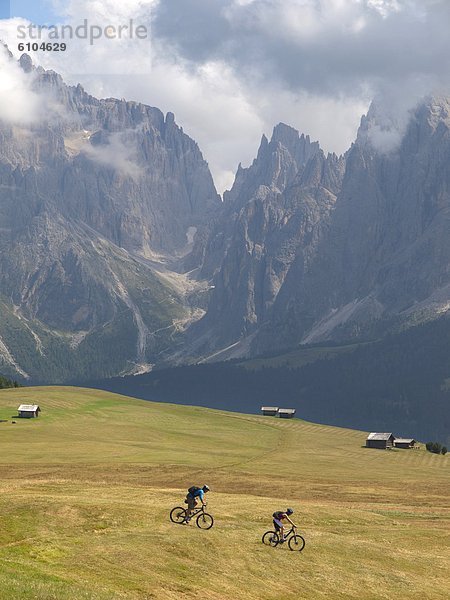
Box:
[272,508,296,542]
[184,485,210,524]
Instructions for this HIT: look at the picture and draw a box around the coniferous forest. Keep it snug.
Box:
[89,316,450,444]
[0,375,19,389]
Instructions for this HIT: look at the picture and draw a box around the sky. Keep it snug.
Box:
[7,1,60,23]
[1,0,450,193]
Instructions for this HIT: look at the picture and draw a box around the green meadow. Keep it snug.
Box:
[0,387,448,599]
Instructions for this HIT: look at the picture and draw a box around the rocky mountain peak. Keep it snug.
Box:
[355,95,450,157]
[190,92,450,362]
[165,111,176,126]
[3,44,450,384]
[256,133,269,159]
[413,96,450,141]
[271,122,301,145]
[191,120,345,356]
[19,53,33,73]
[223,124,321,213]
[269,123,319,167]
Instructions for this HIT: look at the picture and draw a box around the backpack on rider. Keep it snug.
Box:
[185,486,201,503]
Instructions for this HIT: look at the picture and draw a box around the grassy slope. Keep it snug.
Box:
[0,387,448,600]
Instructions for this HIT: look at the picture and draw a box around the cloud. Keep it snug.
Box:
[154,1,450,97]
[82,131,144,179]
[1,1,450,190]
[0,40,45,124]
[109,55,265,191]
[151,0,450,157]
[362,75,440,152]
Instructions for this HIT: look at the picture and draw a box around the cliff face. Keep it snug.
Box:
[257,97,450,351]
[0,51,220,381]
[2,46,450,379]
[1,57,220,258]
[187,125,345,356]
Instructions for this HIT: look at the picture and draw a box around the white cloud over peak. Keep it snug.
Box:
[0,40,45,124]
[1,0,449,191]
[82,131,144,180]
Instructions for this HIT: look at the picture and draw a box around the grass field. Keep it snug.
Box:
[0,387,449,599]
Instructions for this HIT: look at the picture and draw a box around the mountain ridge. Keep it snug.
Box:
[2,47,450,388]
[0,48,219,380]
[188,95,450,360]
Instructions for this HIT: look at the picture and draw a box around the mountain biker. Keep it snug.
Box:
[183,485,210,524]
[272,508,296,542]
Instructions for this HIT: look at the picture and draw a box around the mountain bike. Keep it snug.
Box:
[170,504,214,529]
[262,526,305,551]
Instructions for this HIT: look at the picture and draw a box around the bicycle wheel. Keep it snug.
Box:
[262,531,279,547]
[170,506,187,524]
[196,512,214,529]
[288,534,305,551]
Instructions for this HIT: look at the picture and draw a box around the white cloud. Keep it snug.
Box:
[1,0,450,189]
[47,0,160,24]
[367,0,401,18]
[252,86,369,158]
[119,56,265,188]
[82,131,143,179]
[0,40,45,124]
[225,0,376,42]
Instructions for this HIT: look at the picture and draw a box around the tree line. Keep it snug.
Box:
[0,375,21,389]
[426,442,447,455]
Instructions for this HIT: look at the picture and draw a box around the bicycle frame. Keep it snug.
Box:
[188,505,207,518]
[170,503,214,530]
[262,525,305,551]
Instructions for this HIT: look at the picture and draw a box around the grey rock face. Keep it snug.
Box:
[189,96,450,360]
[2,60,220,257]
[188,125,345,355]
[2,48,450,378]
[255,97,450,351]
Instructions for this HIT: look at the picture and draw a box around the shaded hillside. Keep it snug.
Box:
[90,316,450,443]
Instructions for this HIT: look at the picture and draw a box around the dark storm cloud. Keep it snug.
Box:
[153,0,232,63]
[153,0,450,99]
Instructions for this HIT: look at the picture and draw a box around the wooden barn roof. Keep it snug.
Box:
[366,432,394,441]
[18,404,40,411]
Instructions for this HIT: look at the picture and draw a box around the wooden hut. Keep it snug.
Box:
[278,408,296,419]
[394,438,416,449]
[365,432,395,449]
[18,405,41,419]
[261,406,279,416]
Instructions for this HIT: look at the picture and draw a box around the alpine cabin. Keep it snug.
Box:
[278,408,296,419]
[261,406,279,416]
[365,432,395,449]
[394,438,416,449]
[18,405,41,419]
